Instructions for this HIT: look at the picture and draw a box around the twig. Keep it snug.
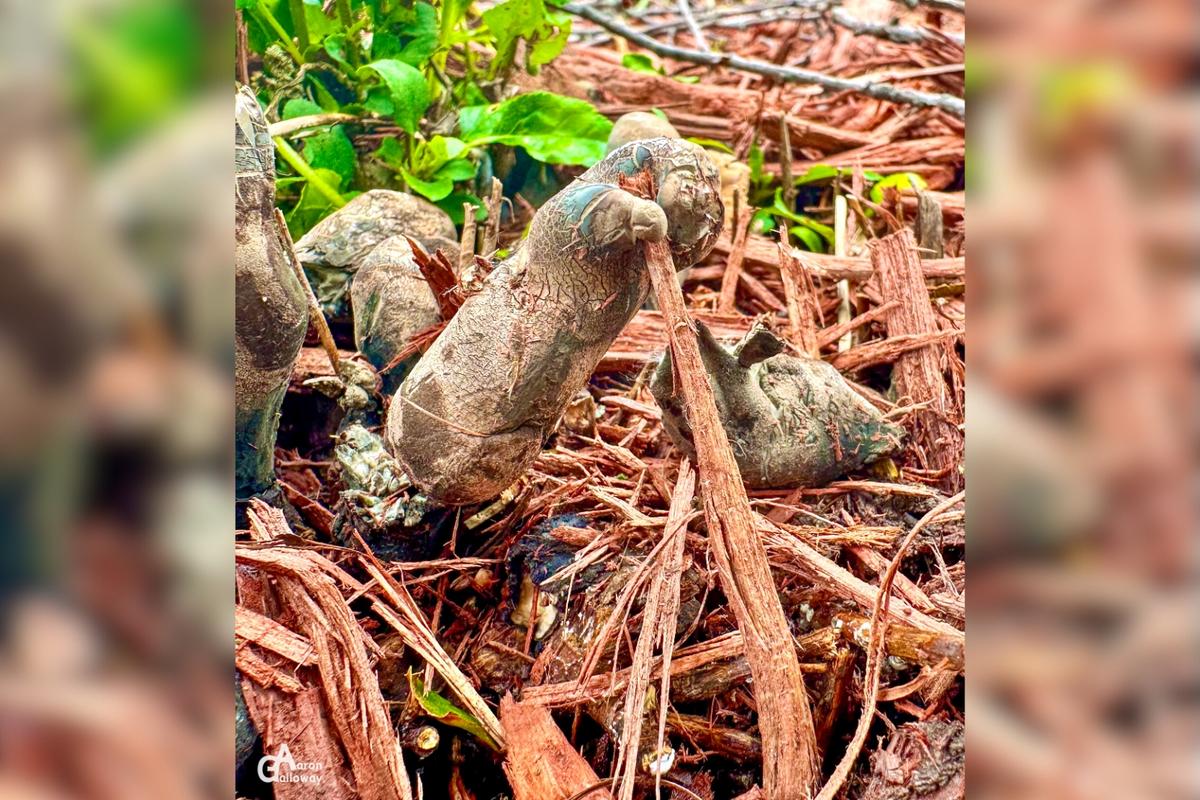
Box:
[676,0,710,51]
[269,113,359,139]
[483,178,503,256]
[235,11,250,85]
[644,238,819,799]
[778,114,795,225]
[830,8,963,47]
[817,300,900,349]
[813,491,965,800]
[560,2,965,117]
[459,203,477,274]
[834,194,852,352]
[917,191,945,259]
[274,208,341,375]
[778,240,820,356]
[716,193,752,313]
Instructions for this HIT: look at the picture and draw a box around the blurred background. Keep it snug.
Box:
[969,0,1198,798]
[0,1,233,798]
[0,0,1194,798]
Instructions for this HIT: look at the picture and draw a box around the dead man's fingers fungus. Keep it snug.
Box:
[388,138,722,505]
[651,323,904,488]
[234,86,308,502]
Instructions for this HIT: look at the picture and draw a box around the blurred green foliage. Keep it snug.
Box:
[66,0,204,157]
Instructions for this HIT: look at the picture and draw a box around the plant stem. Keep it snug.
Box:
[255,1,304,64]
[287,0,310,53]
[273,136,347,208]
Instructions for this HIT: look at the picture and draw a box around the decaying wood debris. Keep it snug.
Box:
[237,2,965,798]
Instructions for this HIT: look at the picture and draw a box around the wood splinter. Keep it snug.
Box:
[643,237,819,800]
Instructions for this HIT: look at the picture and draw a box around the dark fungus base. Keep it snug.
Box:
[235,86,308,504]
[388,138,723,505]
[652,323,905,488]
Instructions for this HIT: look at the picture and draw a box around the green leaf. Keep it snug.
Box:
[438,158,477,181]
[458,92,612,165]
[437,191,488,224]
[282,98,323,119]
[528,14,570,69]
[408,672,501,751]
[748,140,766,185]
[751,208,776,234]
[869,172,927,205]
[687,137,733,154]
[286,167,346,238]
[482,0,543,67]
[401,167,453,201]
[650,107,669,122]
[674,75,700,84]
[482,0,569,73]
[372,136,406,169]
[789,226,826,253]
[302,126,356,187]
[621,53,662,75]
[770,188,834,245]
[358,59,430,133]
[794,165,840,185]
[376,2,439,66]
[323,33,353,72]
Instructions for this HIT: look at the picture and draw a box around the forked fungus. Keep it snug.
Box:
[388,138,723,504]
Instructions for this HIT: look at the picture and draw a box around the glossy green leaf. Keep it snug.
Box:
[482,0,543,67]
[437,191,488,224]
[286,167,346,237]
[374,2,439,66]
[687,137,733,154]
[282,98,323,119]
[869,172,927,205]
[400,167,453,201]
[789,226,826,253]
[302,125,356,187]
[358,59,430,133]
[458,92,611,165]
[793,165,840,185]
[408,672,501,751]
[621,53,662,75]
[751,208,776,234]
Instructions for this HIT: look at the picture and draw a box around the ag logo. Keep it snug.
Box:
[258,743,323,784]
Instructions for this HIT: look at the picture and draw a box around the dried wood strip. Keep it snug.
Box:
[644,238,818,799]
[717,202,753,313]
[236,604,317,666]
[900,189,964,220]
[816,300,900,349]
[613,464,695,799]
[758,516,962,638]
[844,546,940,615]
[826,329,960,372]
[761,108,885,150]
[237,645,305,693]
[241,684,356,800]
[709,236,965,281]
[239,503,413,800]
[500,696,612,800]
[871,230,964,491]
[778,241,821,355]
